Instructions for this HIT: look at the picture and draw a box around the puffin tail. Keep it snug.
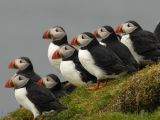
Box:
[154,21,160,42]
[51,101,67,111]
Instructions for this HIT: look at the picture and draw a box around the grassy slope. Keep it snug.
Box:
[1,64,160,120]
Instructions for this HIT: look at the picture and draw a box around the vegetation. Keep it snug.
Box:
[1,64,160,120]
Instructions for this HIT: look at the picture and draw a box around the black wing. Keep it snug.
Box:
[26,82,66,112]
[107,41,138,68]
[131,31,160,60]
[89,45,127,75]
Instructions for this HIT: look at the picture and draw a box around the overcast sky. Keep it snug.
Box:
[1,0,160,117]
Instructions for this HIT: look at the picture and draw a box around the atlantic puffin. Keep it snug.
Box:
[37,74,67,99]
[154,21,160,42]
[71,32,127,90]
[8,57,41,82]
[42,26,68,71]
[115,20,160,66]
[52,44,97,87]
[93,25,138,72]
[5,74,67,119]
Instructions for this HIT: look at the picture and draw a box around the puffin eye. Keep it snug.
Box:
[55,29,59,32]
[82,35,85,39]
[19,60,23,63]
[64,46,67,50]
[19,76,23,80]
[100,29,103,32]
[127,23,130,27]
[46,78,49,81]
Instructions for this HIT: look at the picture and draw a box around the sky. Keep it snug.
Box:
[0,0,160,117]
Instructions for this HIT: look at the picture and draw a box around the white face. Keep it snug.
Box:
[122,22,137,34]
[59,45,75,58]
[15,58,30,70]
[77,34,93,47]
[49,27,66,40]
[42,76,58,89]
[97,27,111,41]
[11,74,29,88]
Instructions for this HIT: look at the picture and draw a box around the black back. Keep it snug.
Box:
[130,30,160,61]
[154,22,160,42]
[25,80,67,113]
[81,33,127,75]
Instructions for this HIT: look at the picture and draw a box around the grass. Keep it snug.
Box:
[1,64,160,120]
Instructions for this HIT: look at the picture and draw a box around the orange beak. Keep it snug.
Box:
[115,24,123,33]
[93,31,97,37]
[70,36,79,46]
[8,60,17,69]
[5,78,14,88]
[52,49,62,59]
[42,30,52,39]
[37,79,43,86]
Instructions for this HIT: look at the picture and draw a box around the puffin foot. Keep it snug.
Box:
[85,81,101,90]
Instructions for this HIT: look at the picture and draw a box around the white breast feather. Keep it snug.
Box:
[78,49,107,80]
[60,61,86,86]
[48,43,62,71]
[15,88,39,118]
[121,35,144,64]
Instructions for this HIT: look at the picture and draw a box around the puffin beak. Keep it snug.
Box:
[8,60,17,69]
[52,49,62,59]
[37,79,43,86]
[70,37,79,46]
[92,31,97,37]
[42,30,52,39]
[115,24,123,33]
[5,78,13,88]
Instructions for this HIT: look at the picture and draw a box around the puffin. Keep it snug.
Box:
[154,21,160,42]
[5,74,67,120]
[42,26,68,71]
[115,20,160,66]
[8,57,41,82]
[52,44,97,87]
[37,74,68,99]
[70,32,127,90]
[93,25,138,72]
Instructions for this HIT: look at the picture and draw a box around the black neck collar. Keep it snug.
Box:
[81,39,99,50]
[101,33,118,43]
[63,50,78,61]
[52,36,68,46]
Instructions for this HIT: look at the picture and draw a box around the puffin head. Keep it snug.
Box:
[5,74,29,89]
[70,32,95,47]
[37,74,61,90]
[115,20,143,34]
[42,26,66,41]
[52,44,76,59]
[93,25,116,41]
[8,57,33,71]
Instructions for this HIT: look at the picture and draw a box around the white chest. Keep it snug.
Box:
[78,49,107,80]
[121,35,144,63]
[60,61,86,86]
[15,88,39,118]
[48,43,62,71]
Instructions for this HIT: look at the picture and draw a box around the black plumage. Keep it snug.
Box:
[99,26,138,72]
[26,79,67,113]
[81,32,127,76]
